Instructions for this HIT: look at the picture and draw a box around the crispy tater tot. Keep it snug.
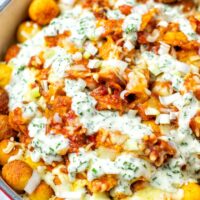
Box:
[4,45,20,63]
[29,181,54,200]
[0,115,16,141]
[29,0,60,25]
[182,183,200,200]
[0,63,13,87]
[0,88,9,114]
[17,21,41,43]
[0,140,20,165]
[2,160,33,192]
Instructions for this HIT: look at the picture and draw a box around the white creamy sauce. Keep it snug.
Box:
[142,51,190,91]
[22,102,38,119]
[65,79,152,139]
[6,67,36,110]
[28,117,69,164]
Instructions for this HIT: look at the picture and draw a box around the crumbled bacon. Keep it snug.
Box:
[119,5,132,15]
[140,134,176,167]
[91,83,126,112]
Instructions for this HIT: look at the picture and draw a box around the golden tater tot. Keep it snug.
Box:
[0,140,19,165]
[4,45,20,63]
[2,160,33,192]
[0,63,12,87]
[17,21,41,43]
[0,115,16,141]
[182,183,200,200]
[29,181,54,200]
[0,88,9,114]
[29,0,60,25]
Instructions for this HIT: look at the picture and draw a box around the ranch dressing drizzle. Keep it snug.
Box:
[65,78,152,139]
[28,117,69,164]
[142,51,190,91]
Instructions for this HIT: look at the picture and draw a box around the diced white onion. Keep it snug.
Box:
[147,29,160,42]
[157,20,168,27]
[71,65,86,71]
[41,80,48,92]
[176,62,190,74]
[24,170,41,194]
[145,107,160,116]
[156,114,170,124]
[88,59,102,69]
[124,40,134,51]
[72,52,82,61]
[102,59,128,71]
[159,93,181,106]
[120,90,128,99]
[95,26,105,37]
[169,112,179,120]
[85,43,98,56]
[158,42,170,55]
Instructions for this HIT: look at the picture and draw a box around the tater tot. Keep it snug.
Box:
[182,183,200,200]
[4,45,20,63]
[2,160,33,192]
[0,140,19,165]
[0,63,12,87]
[29,0,60,25]
[0,115,16,141]
[17,21,41,43]
[0,88,9,114]
[29,181,54,200]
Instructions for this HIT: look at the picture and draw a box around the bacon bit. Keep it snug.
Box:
[87,175,117,193]
[68,134,86,153]
[100,19,123,39]
[91,84,126,112]
[0,88,9,115]
[196,20,200,35]
[8,107,28,135]
[137,32,148,44]
[119,5,132,15]
[29,54,44,69]
[53,176,62,185]
[45,31,71,47]
[4,45,20,63]
[140,134,176,167]
[83,0,110,8]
